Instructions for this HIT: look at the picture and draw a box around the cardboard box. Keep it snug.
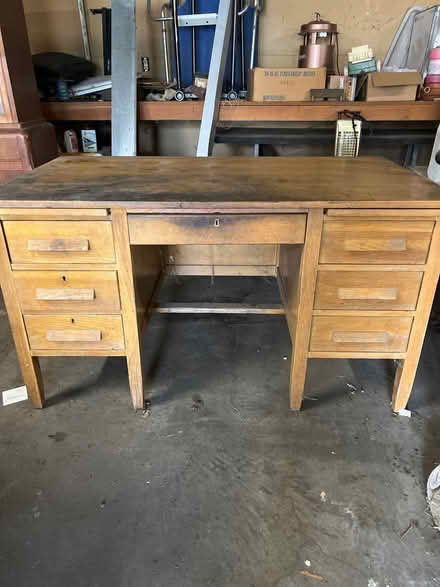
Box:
[249,67,326,102]
[328,75,357,101]
[365,72,422,101]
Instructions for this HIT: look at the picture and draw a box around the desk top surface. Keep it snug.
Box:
[1,156,440,210]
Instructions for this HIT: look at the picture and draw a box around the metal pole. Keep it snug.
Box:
[250,3,259,69]
[172,0,185,100]
[77,0,91,61]
[228,0,238,99]
[112,0,137,156]
[196,0,234,156]
[161,4,172,84]
[240,0,246,91]
[192,0,197,78]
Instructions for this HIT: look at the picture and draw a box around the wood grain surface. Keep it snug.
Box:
[24,314,124,351]
[4,220,115,264]
[314,271,423,311]
[0,156,440,209]
[13,270,120,313]
[310,316,413,353]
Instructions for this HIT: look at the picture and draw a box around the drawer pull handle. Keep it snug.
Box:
[332,331,390,344]
[337,288,398,301]
[344,238,407,252]
[28,238,90,252]
[46,329,102,343]
[36,288,95,302]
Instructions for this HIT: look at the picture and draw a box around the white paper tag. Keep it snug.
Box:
[2,385,28,406]
[398,408,412,418]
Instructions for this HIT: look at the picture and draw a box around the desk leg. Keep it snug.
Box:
[392,221,440,412]
[0,223,45,408]
[279,209,323,410]
[113,209,145,410]
[112,209,162,410]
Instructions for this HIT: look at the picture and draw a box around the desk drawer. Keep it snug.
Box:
[4,221,115,264]
[314,271,423,311]
[129,214,306,245]
[310,316,413,353]
[319,219,434,265]
[24,314,124,351]
[14,271,120,313]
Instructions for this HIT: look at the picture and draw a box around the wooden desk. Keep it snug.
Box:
[0,156,439,413]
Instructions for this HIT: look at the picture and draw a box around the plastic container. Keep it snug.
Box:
[428,124,440,183]
[425,48,440,84]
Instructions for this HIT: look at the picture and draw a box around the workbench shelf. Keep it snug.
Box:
[41,101,440,123]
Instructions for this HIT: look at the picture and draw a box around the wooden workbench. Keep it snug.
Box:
[0,155,439,413]
[41,100,440,122]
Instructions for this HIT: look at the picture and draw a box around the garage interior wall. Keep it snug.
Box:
[22,0,431,156]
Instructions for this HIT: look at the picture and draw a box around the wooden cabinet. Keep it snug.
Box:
[0,0,57,183]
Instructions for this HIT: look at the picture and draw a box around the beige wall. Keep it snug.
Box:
[23,1,430,77]
[23,0,154,75]
[259,1,430,69]
[22,0,432,157]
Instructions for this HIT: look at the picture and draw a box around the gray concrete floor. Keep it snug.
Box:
[0,277,439,587]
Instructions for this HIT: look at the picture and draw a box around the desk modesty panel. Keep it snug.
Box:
[0,156,439,414]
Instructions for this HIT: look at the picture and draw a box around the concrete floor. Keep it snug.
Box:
[0,277,439,587]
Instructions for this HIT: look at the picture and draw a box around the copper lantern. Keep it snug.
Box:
[298,13,338,74]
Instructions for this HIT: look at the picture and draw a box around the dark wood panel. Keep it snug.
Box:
[0,124,58,184]
[0,0,42,123]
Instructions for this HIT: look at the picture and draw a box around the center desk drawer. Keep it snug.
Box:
[3,221,115,264]
[315,271,423,310]
[24,315,124,351]
[320,219,434,265]
[13,271,120,313]
[310,316,413,353]
[128,214,307,245]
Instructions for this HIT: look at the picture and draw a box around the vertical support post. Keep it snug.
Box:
[289,209,324,410]
[112,0,137,156]
[112,209,144,410]
[392,220,440,412]
[0,223,44,408]
[196,0,233,156]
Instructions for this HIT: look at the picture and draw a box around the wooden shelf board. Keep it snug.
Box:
[41,100,440,123]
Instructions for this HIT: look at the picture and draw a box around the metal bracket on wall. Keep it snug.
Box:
[178,13,218,27]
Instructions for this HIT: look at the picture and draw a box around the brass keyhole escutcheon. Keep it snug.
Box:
[214,218,220,227]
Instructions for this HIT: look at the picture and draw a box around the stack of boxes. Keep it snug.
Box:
[247,45,422,102]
